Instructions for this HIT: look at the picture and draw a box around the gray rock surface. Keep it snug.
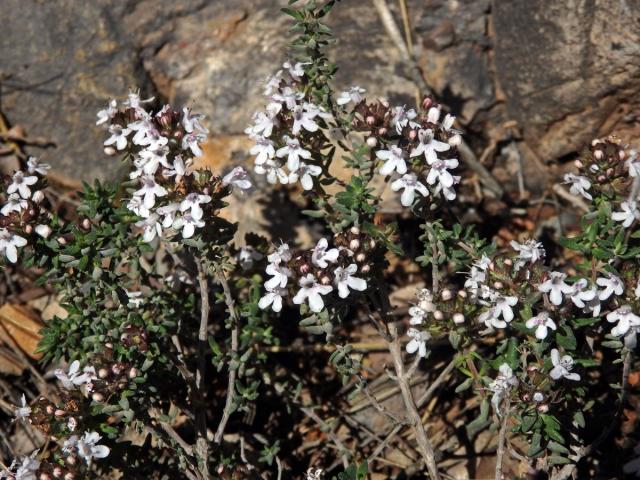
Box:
[0,0,638,182]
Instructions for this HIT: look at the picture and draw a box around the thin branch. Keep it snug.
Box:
[387,322,440,479]
[300,406,350,468]
[213,263,240,444]
[495,401,511,480]
[194,258,211,479]
[552,184,590,213]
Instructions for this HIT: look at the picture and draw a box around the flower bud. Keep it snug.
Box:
[24,224,33,234]
[349,239,360,250]
[408,129,417,141]
[67,417,77,431]
[92,392,104,402]
[320,276,331,285]
[53,467,63,478]
[433,310,444,321]
[453,313,465,324]
[54,409,65,417]
[299,263,310,275]
[32,190,45,203]
[504,258,512,267]
[369,239,376,249]
[66,455,76,466]
[40,473,51,480]
[537,403,549,413]
[57,236,67,245]
[366,136,377,148]
[111,364,122,375]
[493,281,504,290]
[448,134,462,147]
[105,342,114,350]
[104,146,116,156]
[46,405,55,415]
[355,252,366,262]
[98,368,109,379]
[360,264,370,274]
[597,174,606,183]
[377,127,387,136]
[81,218,91,230]
[422,97,434,111]
[35,224,52,238]
[129,367,138,379]
[457,289,467,299]
[619,149,626,160]
[427,106,440,124]
[441,289,453,301]
[366,115,376,126]
[594,149,603,160]
[350,226,360,235]
[574,159,583,168]
[64,473,75,480]
[521,393,531,402]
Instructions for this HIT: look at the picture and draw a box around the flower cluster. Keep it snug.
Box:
[352,97,462,206]
[4,358,118,480]
[0,157,51,263]
[246,61,329,190]
[97,91,251,243]
[259,227,374,314]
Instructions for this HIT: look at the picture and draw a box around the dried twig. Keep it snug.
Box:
[213,263,240,444]
[495,401,511,480]
[300,406,350,468]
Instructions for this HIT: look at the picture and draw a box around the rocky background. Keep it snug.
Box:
[1,0,639,190]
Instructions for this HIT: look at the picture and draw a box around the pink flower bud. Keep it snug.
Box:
[46,405,55,415]
[504,258,512,267]
[92,392,104,402]
[320,276,331,285]
[441,289,453,301]
[53,467,63,478]
[35,224,52,238]
[448,134,462,147]
[493,281,504,290]
[377,127,387,136]
[355,252,366,262]
[39,473,51,480]
[24,224,33,234]
[366,115,376,126]
[104,146,116,156]
[433,310,444,321]
[366,136,377,148]
[54,409,65,417]
[408,129,417,141]
[299,263,310,275]
[129,367,138,379]
[64,473,75,480]
[594,150,603,160]
[457,289,467,299]
[350,226,360,235]
[574,160,583,168]
[360,264,370,274]
[57,236,67,245]
[349,239,360,250]
[453,313,465,324]
[98,368,109,379]
[66,455,77,466]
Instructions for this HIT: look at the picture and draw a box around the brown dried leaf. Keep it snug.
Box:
[0,304,44,359]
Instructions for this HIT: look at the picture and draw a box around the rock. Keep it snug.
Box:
[492,0,640,161]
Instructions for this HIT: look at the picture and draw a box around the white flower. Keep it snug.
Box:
[127,196,151,218]
[122,90,154,111]
[525,311,557,340]
[222,166,252,190]
[336,86,365,106]
[538,272,573,306]
[7,171,38,199]
[292,274,333,312]
[276,136,311,171]
[34,225,52,239]
[0,229,27,264]
[255,159,289,185]
[96,98,117,125]
[250,111,277,138]
[563,173,592,201]
[272,86,304,110]
[550,349,580,381]
[607,305,640,337]
[311,238,339,268]
[376,145,407,176]
[180,193,212,220]
[427,107,441,124]
[426,158,459,190]
[568,278,597,308]
[406,328,430,357]
[636,278,640,299]
[13,394,31,421]
[173,213,205,239]
[489,364,518,413]
[54,360,96,391]
[26,157,50,176]
[267,242,292,264]
[479,294,517,329]
[596,272,624,300]
[237,246,263,270]
[182,132,207,157]
[103,124,131,150]
[494,295,518,323]
[305,468,324,480]
[135,145,171,176]
[390,105,418,133]
[64,431,110,464]
[442,113,455,131]
[7,452,40,480]
[390,173,429,207]
[265,263,292,290]
[282,60,306,80]
[182,107,208,134]
[134,175,168,209]
[162,156,191,182]
[409,305,428,325]
[250,136,276,165]
[291,105,319,135]
[258,286,287,312]
[264,70,284,95]
[410,129,450,163]
[433,174,459,200]
[334,264,367,298]
[290,162,322,190]
[1,194,28,216]
[510,239,545,271]
[136,214,163,243]
[612,201,640,228]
